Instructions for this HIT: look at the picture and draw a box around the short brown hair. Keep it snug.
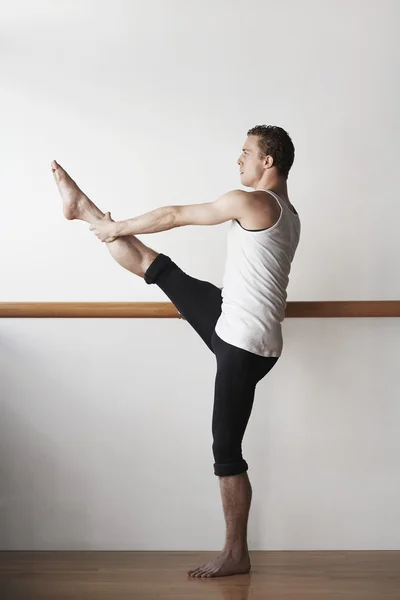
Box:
[247,125,295,179]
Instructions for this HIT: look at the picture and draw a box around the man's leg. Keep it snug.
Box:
[220,472,252,556]
[188,334,278,578]
[188,357,255,576]
[188,473,253,578]
[52,161,158,275]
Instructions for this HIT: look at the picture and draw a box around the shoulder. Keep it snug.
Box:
[234,189,282,216]
[225,189,278,206]
[232,190,282,230]
[222,189,275,209]
[213,189,251,214]
[215,189,281,226]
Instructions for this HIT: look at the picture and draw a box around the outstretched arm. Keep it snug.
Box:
[90,190,250,241]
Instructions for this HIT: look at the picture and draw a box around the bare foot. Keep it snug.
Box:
[51,160,104,223]
[187,551,251,578]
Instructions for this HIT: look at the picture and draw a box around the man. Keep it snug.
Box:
[52,124,300,578]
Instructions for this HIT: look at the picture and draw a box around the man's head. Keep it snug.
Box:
[238,125,295,188]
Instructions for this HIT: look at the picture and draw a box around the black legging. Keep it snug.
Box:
[144,253,278,477]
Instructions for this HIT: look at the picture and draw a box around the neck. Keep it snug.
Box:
[254,175,288,200]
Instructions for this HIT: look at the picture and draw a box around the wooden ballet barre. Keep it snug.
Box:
[1,301,400,318]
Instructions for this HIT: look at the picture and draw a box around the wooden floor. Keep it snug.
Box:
[1,551,399,599]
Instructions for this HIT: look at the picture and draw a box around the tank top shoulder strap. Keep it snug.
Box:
[261,189,298,216]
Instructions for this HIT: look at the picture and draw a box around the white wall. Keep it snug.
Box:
[0,0,399,550]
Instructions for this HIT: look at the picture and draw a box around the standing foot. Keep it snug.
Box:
[187,550,251,578]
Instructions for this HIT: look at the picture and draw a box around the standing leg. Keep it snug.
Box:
[188,367,255,576]
[220,472,253,557]
[188,473,253,578]
[51,160,158,275]
[188,334,278,578]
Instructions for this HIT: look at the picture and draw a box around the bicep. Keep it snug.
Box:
[174,191,248,227]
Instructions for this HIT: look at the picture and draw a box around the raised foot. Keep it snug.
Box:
[51,160,93,221]
[187,551,251,578]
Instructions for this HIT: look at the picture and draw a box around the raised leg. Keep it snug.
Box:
[51,160,158,276]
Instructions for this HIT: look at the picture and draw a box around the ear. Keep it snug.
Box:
[264,155,274,170]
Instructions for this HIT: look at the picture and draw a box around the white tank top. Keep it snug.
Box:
[215,190,301,357]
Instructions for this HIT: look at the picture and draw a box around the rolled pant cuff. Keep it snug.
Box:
[213,459,248,477]
[144,253,172,284]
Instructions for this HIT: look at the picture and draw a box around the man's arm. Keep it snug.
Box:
[173,190,250,228]
[114,190,250,236]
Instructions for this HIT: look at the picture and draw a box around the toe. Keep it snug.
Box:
[189,563,207,577]
[200,565,214,576]
[204,566,219,578]
[51,160,62,182]
[209,566,223,577]
[192,570,202,578]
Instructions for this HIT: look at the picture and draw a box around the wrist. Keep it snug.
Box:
[115,221,129,236]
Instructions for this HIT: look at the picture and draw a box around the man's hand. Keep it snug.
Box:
[89,212,119,242]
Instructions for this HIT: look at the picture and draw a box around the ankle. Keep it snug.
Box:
[223,542,249,558]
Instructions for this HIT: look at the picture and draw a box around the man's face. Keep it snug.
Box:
[237,135,266,188]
